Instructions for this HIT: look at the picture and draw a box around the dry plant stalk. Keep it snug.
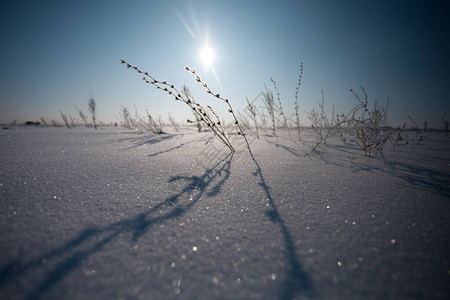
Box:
[168,113,179,132]
[246,97,259,139]
[119,105,132,129]
[184,66,253,155]
[145,110,163,134]
[260,111,269,135]
[407,115,424,143]
[264,62,303,140]
[308,90,364,152]
[60,111,71,129]
[263,84,276,136]
[294,63,303,141]
[348,87,391,158]
[306,86,407,159]
[391,123,408,151]
[74,106,89,127]
[88,96,97,129]
[270,77,290,138]
[120,59,252,155]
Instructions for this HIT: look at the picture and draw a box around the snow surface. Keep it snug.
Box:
[0,126,449,300]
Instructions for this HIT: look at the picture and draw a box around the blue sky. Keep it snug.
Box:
[1,0,449,128]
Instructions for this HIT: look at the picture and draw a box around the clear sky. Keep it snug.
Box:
[1,0,449,128]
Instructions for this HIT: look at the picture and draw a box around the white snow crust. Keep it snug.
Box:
[0,126,449,299]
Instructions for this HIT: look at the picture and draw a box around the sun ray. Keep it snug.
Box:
[175,10,197,39]
[211,65,225,95]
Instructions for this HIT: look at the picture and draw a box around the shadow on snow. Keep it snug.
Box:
[249,153,313,299]
[0,152,233,300]
[1,134,314,299]
[114,133,181,149]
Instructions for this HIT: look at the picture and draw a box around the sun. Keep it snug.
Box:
[199,45,215,68]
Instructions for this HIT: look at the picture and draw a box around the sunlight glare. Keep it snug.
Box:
[199,45,215,68]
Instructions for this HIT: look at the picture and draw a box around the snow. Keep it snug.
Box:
[0,126,449,299]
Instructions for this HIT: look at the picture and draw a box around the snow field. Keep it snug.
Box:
[0,126,449,299]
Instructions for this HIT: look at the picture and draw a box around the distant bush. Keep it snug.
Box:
[25,121,41,126]
[262,84,276,137]
[305,86,407,159]
[88,95,97,129]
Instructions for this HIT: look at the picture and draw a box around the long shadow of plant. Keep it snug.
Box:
[0,153,233,300]
[338,149,450,197]
[383,159,450,197]
[148,137,213,158]
[250,154,313,299]
[114,133,181,150]
[265,140,305,158]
